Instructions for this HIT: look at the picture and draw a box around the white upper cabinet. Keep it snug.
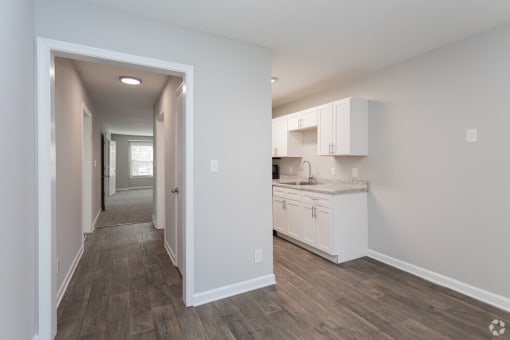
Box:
[318,98,368,156]
[272,116,302,157]
[287,107,318,131]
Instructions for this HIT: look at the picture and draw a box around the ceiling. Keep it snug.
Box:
[77,0,510,107]
[73,59,171,136]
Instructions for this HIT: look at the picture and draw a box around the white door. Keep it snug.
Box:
[176,85,186,271]
[272,197,287,234]
[333,99,349,155]
[109,140,116,196]
[301,203,316,246]
[316,207,334,254]
[82,109,93,234]
[317,103,333,155]
[286,200,302,240]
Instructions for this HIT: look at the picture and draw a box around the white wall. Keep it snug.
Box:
[54,57,97,292]
[0,0,36,338]
[36,0,273,296]
[273,23,510,299]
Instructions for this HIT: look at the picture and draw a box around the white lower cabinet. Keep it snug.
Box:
[315,206,334,254]
[301,203,334,255]
[272,196,288,234]
[286,199,302,239]
[272,187,301,239]
[273,186,367,264]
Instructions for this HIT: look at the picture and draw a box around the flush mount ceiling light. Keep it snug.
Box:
[271,77,279,84]
[119,76,142,85]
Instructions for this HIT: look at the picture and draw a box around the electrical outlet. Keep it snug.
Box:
[254,249,263,264]
[210,160,219,173]
[466,128,478,143]
[330,167,336,176]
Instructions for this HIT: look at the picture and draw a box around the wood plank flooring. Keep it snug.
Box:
[56,224,510,339]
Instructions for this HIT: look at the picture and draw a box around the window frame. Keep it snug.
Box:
[129,140,154,178]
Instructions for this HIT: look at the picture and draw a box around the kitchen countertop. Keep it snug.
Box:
[273,175,368,195]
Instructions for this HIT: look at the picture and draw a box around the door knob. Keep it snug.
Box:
[171,188,179,194]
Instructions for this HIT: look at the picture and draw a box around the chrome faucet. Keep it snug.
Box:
[301,160,314,184]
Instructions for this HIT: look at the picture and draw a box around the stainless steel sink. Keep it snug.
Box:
[281,181,318,186]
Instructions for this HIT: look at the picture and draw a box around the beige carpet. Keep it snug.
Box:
[95,189,153,227]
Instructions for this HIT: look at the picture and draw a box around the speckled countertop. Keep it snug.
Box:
[273,175,368,195]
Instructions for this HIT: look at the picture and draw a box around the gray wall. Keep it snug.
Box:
[111,134,154,190]
[36,0,273,295]
[273,23,510,299]
[55,58,99,292]
[0,0,36,338]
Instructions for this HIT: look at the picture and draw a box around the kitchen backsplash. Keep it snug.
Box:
[278,129,367,179]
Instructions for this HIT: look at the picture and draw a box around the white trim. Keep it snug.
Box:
[164,239,177,266]
[367,249,510,312]
[56,244,84,307]
[37,37,196,339]
[115,186,153,191]
[81,103,93,236]
[152,215,164,230]
[193,274,276,307]
[90,208,101,233]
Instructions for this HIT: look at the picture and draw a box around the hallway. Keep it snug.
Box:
[95,189,154,227]
[56,223,181,339]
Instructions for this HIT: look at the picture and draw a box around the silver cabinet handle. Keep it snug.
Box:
[171,188,179,194]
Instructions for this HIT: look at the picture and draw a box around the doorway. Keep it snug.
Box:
[36,38,195,339]
[82,104,93,235]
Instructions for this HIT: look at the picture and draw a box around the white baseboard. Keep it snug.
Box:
[193,274,276,307]
[367,249,510,312]
[129,186,153,190]
[164,239,177,266]
[90,208,101,233]
[152,215,164,230]
[116,187,129,192]
[57,244,84,307]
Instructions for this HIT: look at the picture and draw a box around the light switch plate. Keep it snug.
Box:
[330,167,336,176]
[352,168,359,178]
[210,160,219,173]
[466,128,478,143]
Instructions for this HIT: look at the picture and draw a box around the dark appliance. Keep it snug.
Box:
[272,164,280,179]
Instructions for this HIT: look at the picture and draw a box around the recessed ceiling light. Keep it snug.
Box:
[119,76,142,85]
[271,77,279,84]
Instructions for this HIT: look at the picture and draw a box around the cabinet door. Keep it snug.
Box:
[317,103,333,155]
[287,112,301,131]
[332,99,350,155]
[301,203,316,246]
[272,117,287,156]
[316,206,334,254]
[301,107,318,129]
[272,197,288,235]
[286,199,302,240]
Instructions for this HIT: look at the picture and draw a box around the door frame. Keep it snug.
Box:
[36,37,196,339]
[81,103,93,235]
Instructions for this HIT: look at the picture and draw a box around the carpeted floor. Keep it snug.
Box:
[95,189,153,227]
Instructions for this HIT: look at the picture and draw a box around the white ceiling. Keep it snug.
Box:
[73,59,171,136]
[77,0,510,107]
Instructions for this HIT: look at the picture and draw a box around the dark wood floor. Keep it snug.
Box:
[57,224,510,339]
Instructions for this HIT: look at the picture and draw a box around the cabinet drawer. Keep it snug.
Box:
[273,186,286,198]
[301,191,332,208]
[273,186,301,201]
